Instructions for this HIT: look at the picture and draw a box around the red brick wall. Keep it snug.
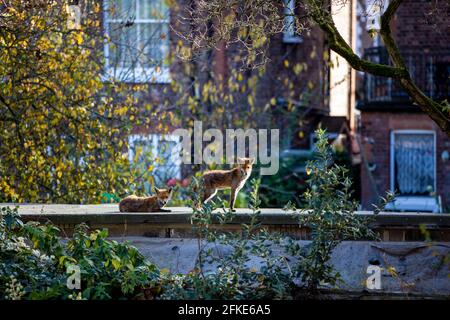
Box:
[393,0,450,49]
[126,0,329,145]
[360,111,450,211]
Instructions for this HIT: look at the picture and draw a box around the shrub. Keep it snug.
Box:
[0,206,160,300]
[0,130,382,300]
[284,129,378,292]
[259,156,308,208]
[159,178,295,300]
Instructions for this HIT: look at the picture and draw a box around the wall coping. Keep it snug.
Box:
[2,204,450,227]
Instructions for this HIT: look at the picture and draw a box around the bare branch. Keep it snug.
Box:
[306,0,408,78]
[378,0,450,133]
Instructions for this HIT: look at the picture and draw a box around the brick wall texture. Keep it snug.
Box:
[359,0,449,210]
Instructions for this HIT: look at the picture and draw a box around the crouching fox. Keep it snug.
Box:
[119,187,173,212]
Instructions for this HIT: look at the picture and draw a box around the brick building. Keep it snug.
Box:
[357,0,450,212]
[96,0,357,193]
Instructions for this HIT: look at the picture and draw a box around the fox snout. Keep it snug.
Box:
[157,199,168,207]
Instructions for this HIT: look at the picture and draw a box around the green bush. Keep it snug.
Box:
[0,130,383,300]
[0,206,160,300]
[259,156,309,208]
[160,178,295,300]
[284,129,378,292]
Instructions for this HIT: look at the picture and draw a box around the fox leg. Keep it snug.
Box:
[203,188,217,203]
[229,186,239,212]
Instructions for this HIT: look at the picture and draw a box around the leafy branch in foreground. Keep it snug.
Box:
[0,206,160,300]
[176,0,450,134]
[161,178,294,299]
[285,128,378,292]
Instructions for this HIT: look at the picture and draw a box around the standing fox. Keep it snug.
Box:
[201,157,255,211]
[119,187,173,212]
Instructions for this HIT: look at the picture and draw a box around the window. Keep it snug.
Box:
[283,0,302,43]
[390,130,436,195]
[104,0,170,83]
[128,134,182,192]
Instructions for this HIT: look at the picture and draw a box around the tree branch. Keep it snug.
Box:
[307,0,408,78]
[379,0,450,134]
[307,0,450,135]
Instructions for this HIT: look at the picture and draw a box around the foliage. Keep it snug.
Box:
[259,144,360,208]
[260,155,309,208]
[0,1,175,203]
[176,0,450,134]
[0,132,381,300]
[160,178,295,299]
[0,206,160,300]
[284,129,378,292]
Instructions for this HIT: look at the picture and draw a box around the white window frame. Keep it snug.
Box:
[128,134,182,187]
[389,129,437,195]
[103,0,170,83]
[283,0,302,44]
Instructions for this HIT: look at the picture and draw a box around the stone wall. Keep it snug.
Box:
[7,204,450,241]
[113,237,450,297]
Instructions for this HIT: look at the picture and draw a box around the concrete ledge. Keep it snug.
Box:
[114,238,450,297]
[2,204,450,241]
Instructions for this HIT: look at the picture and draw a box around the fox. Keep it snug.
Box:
[200,157,255,211]
[119,187,173,212]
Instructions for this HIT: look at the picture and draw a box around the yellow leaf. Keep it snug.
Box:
[160,268,170,275]
[247,95,254,107]
[112,259,121,270]
[387,266,397,277]
[294,63,303,75]
[75,33,83,45]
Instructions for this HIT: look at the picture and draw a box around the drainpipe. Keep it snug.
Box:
[356,134,380,206]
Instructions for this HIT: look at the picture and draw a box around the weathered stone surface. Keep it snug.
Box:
[4,203,450,241]
[113,237,450,296]
[331,242,450,295]
[3,204,450,231]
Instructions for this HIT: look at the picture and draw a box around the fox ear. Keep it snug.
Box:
[168,187,173,193]
[154,187,160,193]
[237,157,245,164]
[248,158,255,165]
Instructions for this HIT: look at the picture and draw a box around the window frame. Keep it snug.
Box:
[103,0,171,83]
[128,133,182,182]
[389,129,437,195]
[283,0,302,44]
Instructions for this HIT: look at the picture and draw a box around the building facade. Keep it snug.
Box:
[357,0,450,212]
[96,0,357,193]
